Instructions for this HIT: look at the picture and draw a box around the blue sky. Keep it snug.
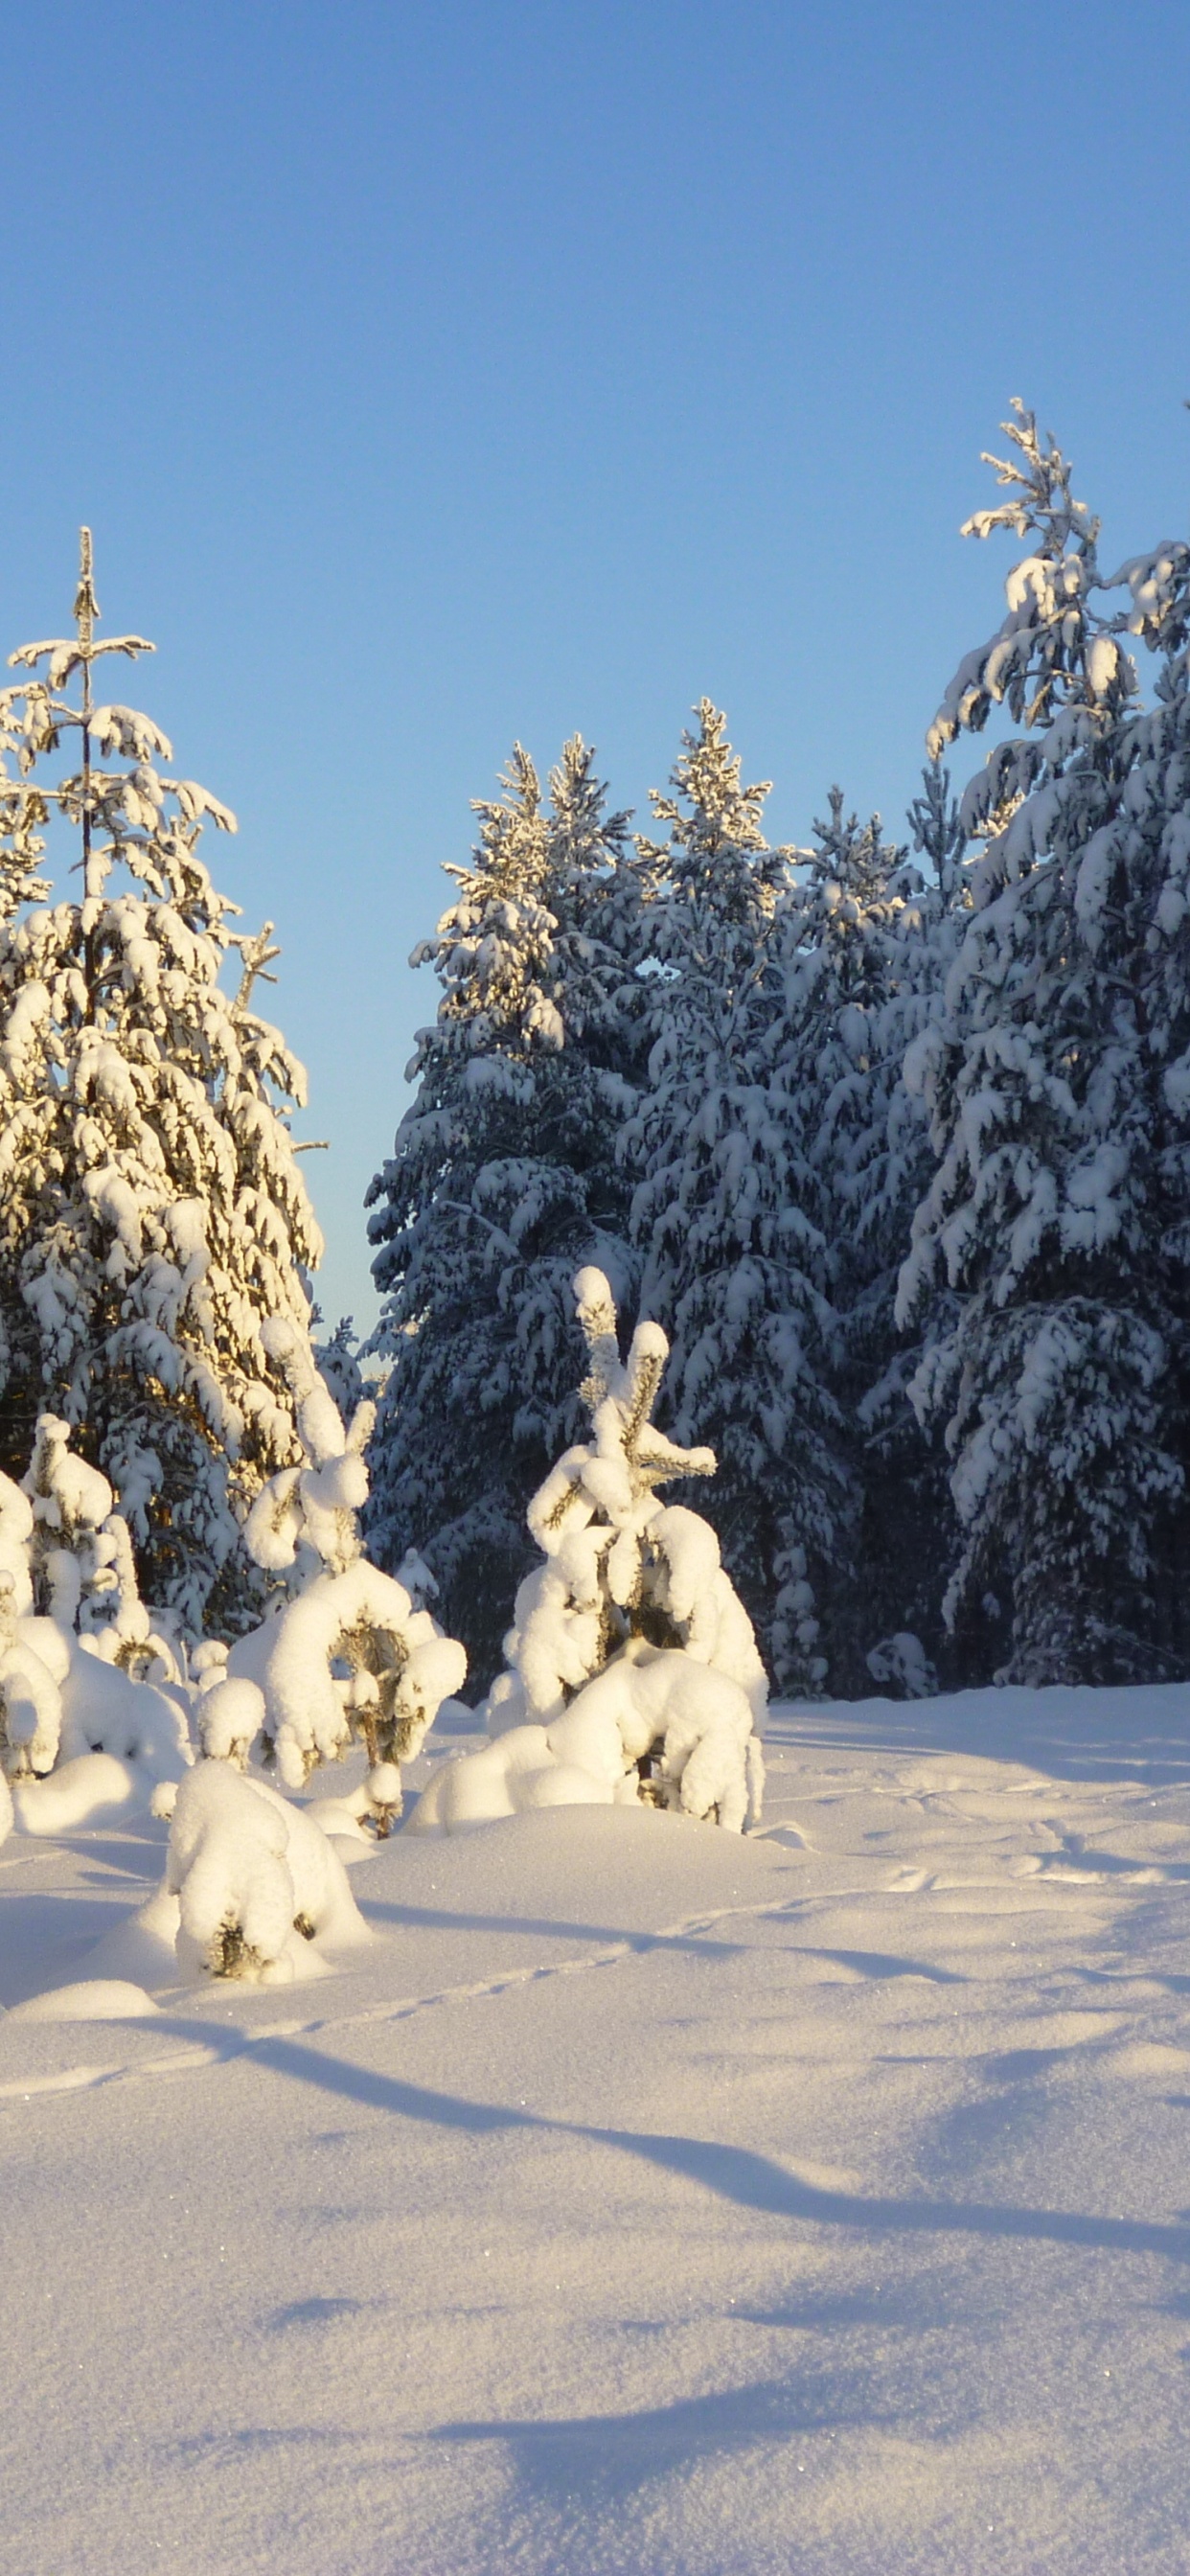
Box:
[2,0,1188,1328]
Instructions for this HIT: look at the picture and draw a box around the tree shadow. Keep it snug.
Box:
[265,2295,372,2330]
[0,1891,131,2008]
[148,2015,1190,2268]
[427,2370,890,2499]
[356,1899,744,1957]
[980,2046,1071,2082]
[804,1947,966,1985]
[738,2282,960,2331]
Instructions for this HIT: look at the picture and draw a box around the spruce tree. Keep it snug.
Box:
[767,787,948,1686]
[364,737,647,1683]
[622,702,846,1690]
[0,533,323,1629]
[899,405,1190,1682]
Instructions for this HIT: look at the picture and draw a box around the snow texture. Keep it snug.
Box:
[5,1680,1190,2573]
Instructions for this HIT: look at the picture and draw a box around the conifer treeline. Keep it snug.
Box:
[364,406,1190,1697]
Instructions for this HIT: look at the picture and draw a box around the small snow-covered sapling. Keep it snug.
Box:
[206,1320,467,1827]
[416,1268,767,1833]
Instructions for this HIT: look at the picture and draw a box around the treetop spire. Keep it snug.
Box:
[74,526,99,654]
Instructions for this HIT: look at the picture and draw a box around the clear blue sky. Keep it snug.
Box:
[2,0,1188,1329]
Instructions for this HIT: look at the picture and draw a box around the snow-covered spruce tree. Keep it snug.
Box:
[0,534,322,1630]
[365,736,647,1684]
[898,402,1190,1683]
[195,1315,467,1833]
[0,1411,192,1819]
[413,1265,767,1833]
[163,1331,468,1985]
[311,1311,366,1428]
[620,701,845,1691]
[772,776,966,1690]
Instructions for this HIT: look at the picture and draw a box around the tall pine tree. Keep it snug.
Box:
[899,405,1190,1683]
[622,702,846,1690]
[0,533,323,1628]
[364,737,647,1682]
[771,784,959,1689]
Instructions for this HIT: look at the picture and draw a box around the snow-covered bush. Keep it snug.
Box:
[23,1412,180,1668]
[166,1759,368,1983]
[242,1316,375,1584]
[413,1266,766,1834]
[0,1414,192,1827]
[202,1320,467,1828]
[865,1631,938,1699]
[221,1555,466,1817]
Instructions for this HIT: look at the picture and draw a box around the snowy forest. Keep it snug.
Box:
[360,404,1190,1705]
[9,390,1190,2574]
[1,400,1189,1791]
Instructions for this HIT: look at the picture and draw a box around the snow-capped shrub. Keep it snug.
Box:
[413,1267,766,1834]
[227,1557,466,1806]
[193,1670,265,1768]
[492,1267,767,1725]
[0,1572,64,1777]
[211,1325,467,1828]
[0,1416,193,1826]
[167,1760,368,1983]
[22,1413,184,1676]
[414,1643,762,1834]
[865,1631,938,1699]
[242,1317,375,1584]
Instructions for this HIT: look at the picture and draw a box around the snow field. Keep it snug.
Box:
[3,1682,1190,2572]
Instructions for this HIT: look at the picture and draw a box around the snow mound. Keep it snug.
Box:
[7,1979,161,2022]
[13,1751,138,1834]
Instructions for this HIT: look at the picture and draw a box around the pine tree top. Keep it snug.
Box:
[0,529,238,926]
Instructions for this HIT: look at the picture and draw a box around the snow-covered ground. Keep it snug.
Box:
[5,1683,1190,2575]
